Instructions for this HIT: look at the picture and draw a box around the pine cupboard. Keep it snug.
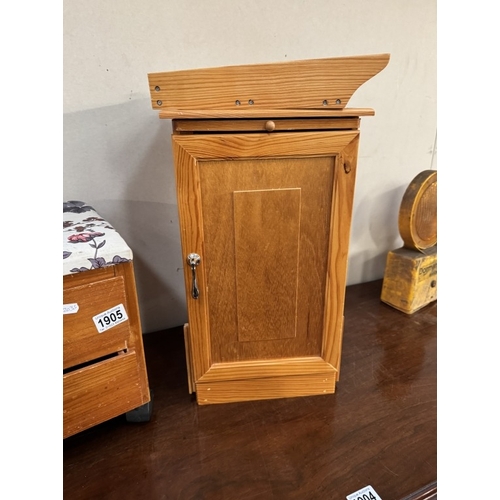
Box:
[148,54,389,404]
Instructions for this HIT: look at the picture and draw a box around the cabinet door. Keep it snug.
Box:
[173,131,359,404]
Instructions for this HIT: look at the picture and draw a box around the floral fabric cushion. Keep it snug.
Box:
[63,201,133,276]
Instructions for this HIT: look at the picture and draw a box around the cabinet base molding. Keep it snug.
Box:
[195,372,336,405]
[184,323,339,404]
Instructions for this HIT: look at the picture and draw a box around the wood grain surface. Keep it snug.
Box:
[63,280,437,500]
[63,273,129,369]
[398,170,437,251]
[161,107,375,119]
[233,187,301,342]
[148,54,390,112]
[173,130,359,403]
[172,117,361,133]
[63,262,150,438]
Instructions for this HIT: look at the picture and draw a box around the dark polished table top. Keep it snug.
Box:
[64,280,437,499]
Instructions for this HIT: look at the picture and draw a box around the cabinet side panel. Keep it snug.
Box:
[233,188,301,341]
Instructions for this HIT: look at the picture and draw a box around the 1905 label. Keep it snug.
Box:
[93,304,128,333]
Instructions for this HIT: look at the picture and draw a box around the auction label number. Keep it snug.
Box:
[63,303,79,315]
[346,485,382,500]
[93,304,128,333]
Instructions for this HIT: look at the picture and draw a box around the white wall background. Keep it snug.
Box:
[63,0,436,334]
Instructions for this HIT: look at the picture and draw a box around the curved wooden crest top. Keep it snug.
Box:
[148,53,390,118]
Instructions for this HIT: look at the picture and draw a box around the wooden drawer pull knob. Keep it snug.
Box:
[265,120,276,132]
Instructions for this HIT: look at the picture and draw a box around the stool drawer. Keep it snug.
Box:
[63,351,147,438]
[63,273,131,369]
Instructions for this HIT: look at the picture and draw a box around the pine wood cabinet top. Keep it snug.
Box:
[148,53,390,119]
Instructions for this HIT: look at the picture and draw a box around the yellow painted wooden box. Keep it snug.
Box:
[381,246,437,314]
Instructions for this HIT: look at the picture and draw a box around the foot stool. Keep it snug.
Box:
[63,201,151,438]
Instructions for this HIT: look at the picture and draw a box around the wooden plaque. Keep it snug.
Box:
[398,170,437,251]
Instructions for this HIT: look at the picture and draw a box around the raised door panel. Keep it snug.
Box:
[233,187,301,342]
[173,131,359,403]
